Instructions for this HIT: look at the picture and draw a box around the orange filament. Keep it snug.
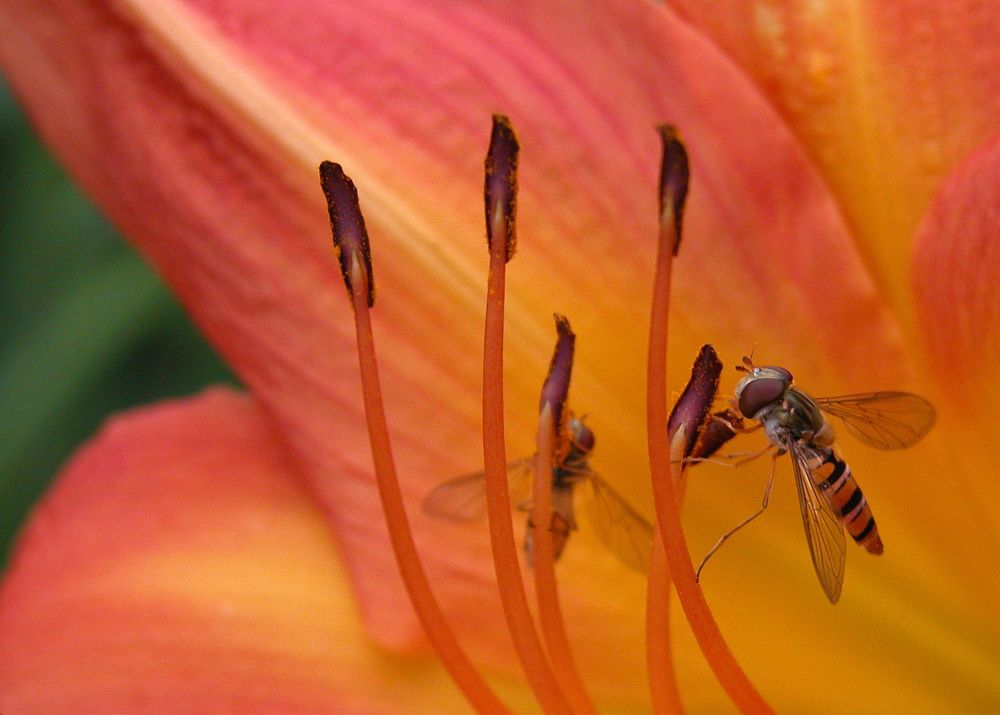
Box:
[345,255,511,715]
[646,521,685,714]
[644,196,774,713]
[532,404,598,715]
[482,242,574,714]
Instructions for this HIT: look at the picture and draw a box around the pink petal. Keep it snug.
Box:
[0,0,912,656]
[664,0,1000,312]
[913,129,1000,446]
[0,389,485,714]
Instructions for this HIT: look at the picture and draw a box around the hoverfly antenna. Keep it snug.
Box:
[737,350,757,373]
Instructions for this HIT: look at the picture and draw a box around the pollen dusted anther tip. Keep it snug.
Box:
[657,124,690,256]
[319,160,375,307]
[484,114,519,262]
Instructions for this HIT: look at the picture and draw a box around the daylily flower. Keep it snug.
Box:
[2,0,999,711]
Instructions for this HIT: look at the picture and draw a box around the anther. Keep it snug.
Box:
[657,125,690,256]
[667,344,723,458]
[485,114,519,262]
[319,161,375,307]
[539,314,575,438]
[692,408,745,461]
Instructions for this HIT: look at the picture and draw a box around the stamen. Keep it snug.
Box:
[320,161,375,307]
[647,343,724,714]
[667,345,723,459]
[485,114,518,262]
[657,125,689,256]
[532,317,597,715]
[645,429,688,714]
[692,408,745,461]
[480,117,574,714]
[321,162,510,715]
[643,127,773,713]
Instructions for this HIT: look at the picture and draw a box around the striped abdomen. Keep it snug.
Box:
[812,450,884,555]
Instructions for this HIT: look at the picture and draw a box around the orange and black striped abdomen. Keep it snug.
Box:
[813,451,884,555]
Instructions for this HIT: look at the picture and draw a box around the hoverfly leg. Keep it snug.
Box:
[677,442,773,468]
[676,455,738,468]
[731,443,775,466]
[695,451,779,582]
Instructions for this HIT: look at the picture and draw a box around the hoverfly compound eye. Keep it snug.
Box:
[761,365,793,382]
[568,418,595,452]
[737,376,788,419]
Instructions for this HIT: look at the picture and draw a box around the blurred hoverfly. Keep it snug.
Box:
[703,357,936,602]
[422,416,653,572]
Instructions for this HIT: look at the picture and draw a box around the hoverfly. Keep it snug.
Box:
[701,357,936,603]
[422,415,654,572]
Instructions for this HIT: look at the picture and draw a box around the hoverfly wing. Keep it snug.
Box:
[789,444,847,603]
[422,457,534,521]
[583,472,654,573]
[815,392,936,450]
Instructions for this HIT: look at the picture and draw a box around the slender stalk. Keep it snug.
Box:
[348,257,510,714]
[481,114,573,714]
[645,184,773,713]
[646,522,685,712]
[482,246,574,714]
[532,404,598,715]
[322,160,510,714]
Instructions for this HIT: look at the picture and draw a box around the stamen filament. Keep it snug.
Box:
[347,257,510,715]
[322,163,510,714]
[482,116,574,714]
[531,409,595,715]
[531,318,597,715]
[644,128,773,714]
[483,249,574,714]
[646,524,685,714]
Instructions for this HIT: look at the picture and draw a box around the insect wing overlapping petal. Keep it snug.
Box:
[815,392,936,450]
[583,471,654,573]
[789,444,847,603]
[422,457,534,521]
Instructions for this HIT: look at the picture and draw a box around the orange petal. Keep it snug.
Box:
[913,131,1000,413]
[664,0,1000,314]
[0,0,912,653]
[0,388,489,713]
[912,131,1000,534]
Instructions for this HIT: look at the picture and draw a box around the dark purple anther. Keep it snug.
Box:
[484,114,519,262]
[539,314,575,432]
[319,161,375,307]
[690,408,743,461]
[668,344,722,458]
[657,124,689,256]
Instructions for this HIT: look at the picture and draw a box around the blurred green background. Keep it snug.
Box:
[0,80,238,564]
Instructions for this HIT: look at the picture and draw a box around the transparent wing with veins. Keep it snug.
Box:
[421,457,534,521]
[814,392,936,450]
[789,443,847,604]
[582,470,654,573]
